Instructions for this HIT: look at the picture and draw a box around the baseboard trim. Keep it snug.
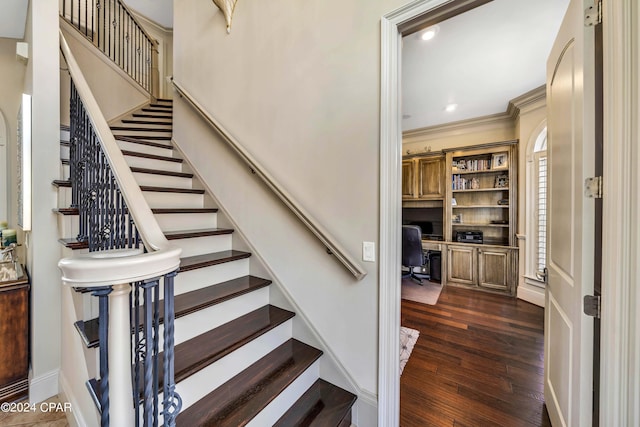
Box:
[29,369,59,404]
[517,282,545,307]
[58,373,89,427]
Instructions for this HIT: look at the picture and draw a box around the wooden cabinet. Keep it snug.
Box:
[447,244,516,295]
[417,157,445,199]
[402,160,416,199]
[402,155,445,201]
[0,268,29,403]
[447,245,476,285]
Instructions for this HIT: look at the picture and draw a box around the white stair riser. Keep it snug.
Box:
[141,287,270,350]
[124,155,183,172]
[133,172,193,189]
[60,129,70,141]
[174,258,250,295]
[142,191,203,209]
[116,140,175,158]
[247,360,320,427]
[57,187,72,208]
[61,145,70,159]
[57,214,78,238]
[170,234,232,257]
[154,213,218,232]
[174,321,293,412]
[61,164,70,180]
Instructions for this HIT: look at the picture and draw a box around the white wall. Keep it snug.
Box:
[23,0,62,403]
[172,0,407,421]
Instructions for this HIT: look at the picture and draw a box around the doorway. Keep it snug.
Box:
[378,0,623,425]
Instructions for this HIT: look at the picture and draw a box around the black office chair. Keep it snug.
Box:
[402,225,424,284]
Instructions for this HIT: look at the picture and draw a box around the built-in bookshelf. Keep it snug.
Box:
[445,141,517,247]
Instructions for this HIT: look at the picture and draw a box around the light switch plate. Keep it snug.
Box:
[363,241,375,262]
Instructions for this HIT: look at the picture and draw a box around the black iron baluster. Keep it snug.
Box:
[162,271,182,427]
[152,283,160,427]
[132,281,142,427]
[92,286,112,427]
[141,280,157,427]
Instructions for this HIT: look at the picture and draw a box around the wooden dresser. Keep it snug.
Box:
[0,266,30,403]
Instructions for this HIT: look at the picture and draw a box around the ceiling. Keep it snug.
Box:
[401,0,569,131]
[124,0,173,29]
[0,0,28,39]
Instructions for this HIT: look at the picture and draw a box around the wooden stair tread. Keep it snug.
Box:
[180,250,251,272]
[176,339,322,427]
[53,207,78,215]
[274,379,356,427]
[132,113,171,119]
[111,126,173,133]
[61,159,69,165]
[115,135,174,149]
[87,306,296,412]
[59,228,233,250]
[54,207,218,217]
[164,228,234,240]
[114,134,172,141]
[58,238,87,250]
[139,185,204,194]
[122,150,183,163]
[121,119,173,126]
[75,275,272,348]
[148,103,172,109]
[130,167,193,178]
[52,179,71,188]
[151,207,218,214]
[142,108,173,114]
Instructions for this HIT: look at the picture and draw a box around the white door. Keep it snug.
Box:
[545,0,596,425]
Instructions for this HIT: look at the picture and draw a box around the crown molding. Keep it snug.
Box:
[403,85,546,141]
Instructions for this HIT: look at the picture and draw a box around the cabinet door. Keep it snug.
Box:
[0,284,29,403]
[447,245,476,285]
[478,248,511,292]
[402,160,416,199]
[417,157,444,199]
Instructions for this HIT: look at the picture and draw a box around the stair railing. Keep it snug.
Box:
[59,30,181,426]
[171,79,368,281]
[60,0,159,97]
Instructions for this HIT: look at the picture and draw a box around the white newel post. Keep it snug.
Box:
[108,283,135,427]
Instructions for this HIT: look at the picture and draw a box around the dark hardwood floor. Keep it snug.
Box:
[400,285,551,427]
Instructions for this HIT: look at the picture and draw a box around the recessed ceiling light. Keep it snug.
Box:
[421,25,439,41]
[445,103,458,112]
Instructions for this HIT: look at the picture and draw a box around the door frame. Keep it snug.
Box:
[378,0,640,426]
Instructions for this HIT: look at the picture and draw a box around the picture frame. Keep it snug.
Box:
[494,174,509,188]
[491,152,508,170]
[452,213,462,224]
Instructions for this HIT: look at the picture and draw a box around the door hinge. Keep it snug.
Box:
[583,295,601,318]
[584,3,602,27]
[585,176,603,198]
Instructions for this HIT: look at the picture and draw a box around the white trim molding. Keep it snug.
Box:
[379,1,450,425]
[600,0,640,425]
[29,369,59,405]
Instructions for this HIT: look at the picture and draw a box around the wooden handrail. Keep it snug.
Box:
[171,79,367,281]
[60,30,176,256]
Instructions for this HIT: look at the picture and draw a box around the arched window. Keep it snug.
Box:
[533,129,547,274]
[525,124,548,286]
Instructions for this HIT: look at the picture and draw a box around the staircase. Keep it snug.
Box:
[56,101,356,426]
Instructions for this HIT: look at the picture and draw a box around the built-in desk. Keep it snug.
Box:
[0,266,29,403]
